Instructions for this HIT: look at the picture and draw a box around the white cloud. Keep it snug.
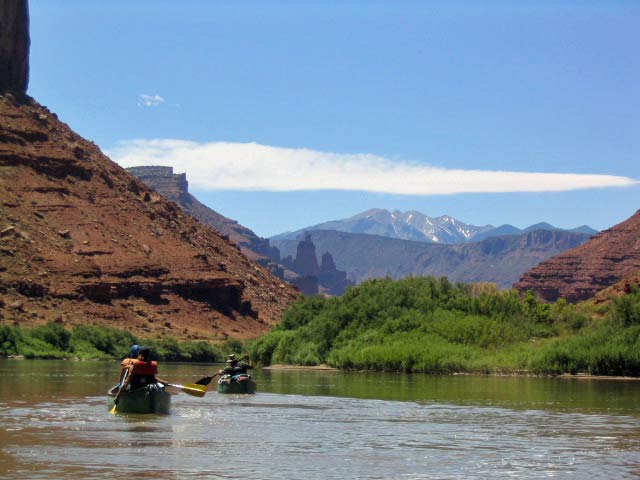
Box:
[109,139,638,195]
[137,94,165,107]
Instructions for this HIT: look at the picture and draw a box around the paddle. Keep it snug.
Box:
[110,364,133,414]
[162,382,208,398]
[194,372,220,386]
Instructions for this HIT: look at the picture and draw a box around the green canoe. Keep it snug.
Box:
[107,383,171,414]
[217,374,257,394]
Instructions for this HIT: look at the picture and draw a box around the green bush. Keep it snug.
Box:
[609,285,640,327]
[72,324,136,358]
[222,339,244,355]
[0,325,22,356]
[250,277,640,376]
[31,322,71,352]
[0,323,222,362]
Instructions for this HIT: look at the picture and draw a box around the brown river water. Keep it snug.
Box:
[1,360,640,479]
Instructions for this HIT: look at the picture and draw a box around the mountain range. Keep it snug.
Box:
[271,208,597,244]
[272,229,592,288]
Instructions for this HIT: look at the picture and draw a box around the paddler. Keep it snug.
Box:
[219,353,253,376]
[119,345,167,391]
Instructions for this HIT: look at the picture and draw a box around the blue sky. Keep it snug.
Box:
[29,1,639,237]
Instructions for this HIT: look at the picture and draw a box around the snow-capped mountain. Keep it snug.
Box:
[271,208,495,244]
[270,209,598,245]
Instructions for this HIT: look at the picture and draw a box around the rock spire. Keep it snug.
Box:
[0,0,30,95]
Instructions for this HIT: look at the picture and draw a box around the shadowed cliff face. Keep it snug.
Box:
[0,0,29,95]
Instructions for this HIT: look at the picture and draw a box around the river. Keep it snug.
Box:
[1,360,639,479]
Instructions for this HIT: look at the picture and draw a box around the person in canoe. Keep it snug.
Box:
[119,345,167,391]
[220,353,253,376]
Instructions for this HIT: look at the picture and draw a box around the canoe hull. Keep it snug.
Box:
[107,384,171,414]
[217,374,257,394]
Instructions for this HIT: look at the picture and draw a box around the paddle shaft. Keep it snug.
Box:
[111,364,133,413]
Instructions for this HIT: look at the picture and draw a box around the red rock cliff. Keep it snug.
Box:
[515,210,640,302]
[0,95,298,339]
[126,166,281,265]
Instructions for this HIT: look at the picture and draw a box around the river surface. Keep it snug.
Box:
[1,360,640,479]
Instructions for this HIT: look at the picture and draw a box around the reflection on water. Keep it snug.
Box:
[1,360,640,479]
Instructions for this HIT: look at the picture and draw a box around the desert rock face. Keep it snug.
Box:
[515,210,640,302]
[0,0,29,95]
[0,96,298,339]
[127,166,281,265]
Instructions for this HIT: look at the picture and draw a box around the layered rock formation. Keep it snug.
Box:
[515,210,640,302]
[0,0,29,95]
[0,95,298,339]
[127,166,281,266]
[592,274,640,304]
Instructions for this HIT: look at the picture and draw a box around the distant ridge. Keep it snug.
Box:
[272,228,592,288]
[271,208,597,245]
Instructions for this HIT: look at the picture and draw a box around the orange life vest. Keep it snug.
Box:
[121,358,158,376]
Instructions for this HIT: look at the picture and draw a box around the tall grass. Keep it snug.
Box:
[0,323,227,362]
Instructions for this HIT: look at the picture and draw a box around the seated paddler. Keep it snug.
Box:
[120,345,167,390]
[219,353,253,376]
[219,353,238,376]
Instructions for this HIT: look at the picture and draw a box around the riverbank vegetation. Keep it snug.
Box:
[0,323,243,362]
[250,277,640,376]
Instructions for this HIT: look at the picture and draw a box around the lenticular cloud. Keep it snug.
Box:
[109,139,637,195]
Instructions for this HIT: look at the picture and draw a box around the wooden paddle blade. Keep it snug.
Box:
[109,404,117,415]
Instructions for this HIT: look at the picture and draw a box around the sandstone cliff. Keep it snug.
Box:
[515,210,640,302]
[127,166,281,265]
[0,0,29,95]
[0,96,298,339]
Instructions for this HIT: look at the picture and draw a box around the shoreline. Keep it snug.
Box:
[263,363,640,380]
[263,364,340,371]
[4,357,640,380]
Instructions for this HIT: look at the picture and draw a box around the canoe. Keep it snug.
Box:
[107,383,171,414]
[217,374,257,394]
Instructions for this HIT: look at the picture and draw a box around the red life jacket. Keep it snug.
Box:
[121,358,158,376]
